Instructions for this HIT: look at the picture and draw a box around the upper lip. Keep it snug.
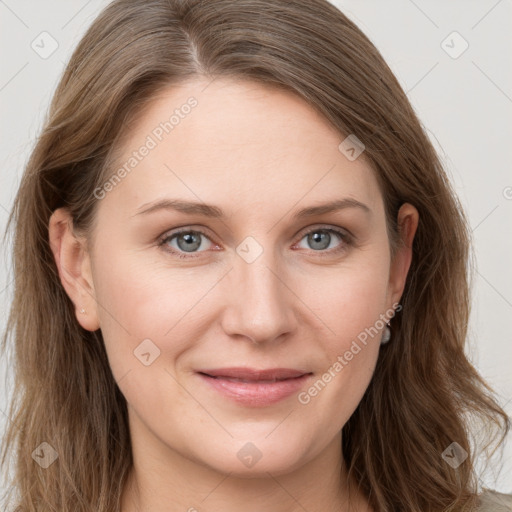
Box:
[197,367,311,381]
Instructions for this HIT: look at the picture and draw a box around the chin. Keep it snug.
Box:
[192,438,310,478]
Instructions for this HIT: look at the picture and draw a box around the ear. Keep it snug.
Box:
[48,208,100,331]
[386,203,419,307]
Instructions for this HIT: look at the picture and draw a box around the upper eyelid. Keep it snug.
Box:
[296,224,350,238]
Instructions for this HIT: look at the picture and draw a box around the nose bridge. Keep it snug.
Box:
[220,237,296,343]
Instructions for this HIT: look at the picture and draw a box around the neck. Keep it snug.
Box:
[120,424,372,512]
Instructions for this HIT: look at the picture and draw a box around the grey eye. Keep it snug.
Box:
[297,229,344,252]
[306,230,332,250]
[165,231,210,253]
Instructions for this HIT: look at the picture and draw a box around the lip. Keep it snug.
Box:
[196,367,313,407]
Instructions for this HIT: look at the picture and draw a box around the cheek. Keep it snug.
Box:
[91,249,223,379]
[295,256,389,417]
[89,252,165,375]
[306,254,391,346]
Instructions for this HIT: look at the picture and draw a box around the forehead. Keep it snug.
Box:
[100,77,382,219]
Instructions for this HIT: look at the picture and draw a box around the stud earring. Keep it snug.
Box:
[79,308,86,314]
[381,324,391,344]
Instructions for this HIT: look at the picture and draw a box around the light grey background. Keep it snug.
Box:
[1,0,511,497]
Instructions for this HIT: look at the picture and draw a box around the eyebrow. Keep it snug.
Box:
[132,197,371,219]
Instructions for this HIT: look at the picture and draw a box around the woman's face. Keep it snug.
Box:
[52,77,417,477]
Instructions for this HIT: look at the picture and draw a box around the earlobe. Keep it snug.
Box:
[48,208,100,331]
[388,203,419,305]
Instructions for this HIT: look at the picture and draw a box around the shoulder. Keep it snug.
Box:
[477,489,512,511]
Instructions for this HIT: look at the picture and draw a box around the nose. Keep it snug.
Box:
[220,248,297,345]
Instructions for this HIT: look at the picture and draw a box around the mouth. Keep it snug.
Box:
[196,367,313,407]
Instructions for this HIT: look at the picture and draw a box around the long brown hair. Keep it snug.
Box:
[1,0,509,510]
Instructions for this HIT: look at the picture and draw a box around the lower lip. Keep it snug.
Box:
[197,373,312,407]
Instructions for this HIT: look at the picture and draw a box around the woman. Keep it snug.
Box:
[1,0,510,510]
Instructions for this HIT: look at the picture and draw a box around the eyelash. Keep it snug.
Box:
[158,225,353,260]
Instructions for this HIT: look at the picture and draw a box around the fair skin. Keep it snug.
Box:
[49,77,418,512]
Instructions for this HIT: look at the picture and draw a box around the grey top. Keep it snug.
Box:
[478,489,512,511]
